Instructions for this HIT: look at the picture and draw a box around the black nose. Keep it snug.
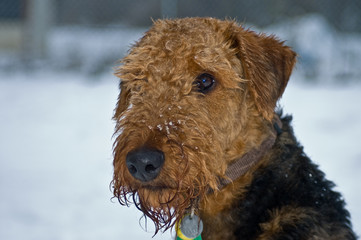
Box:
[126,147,165,182]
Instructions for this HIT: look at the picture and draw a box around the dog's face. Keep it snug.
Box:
[112,18,296,232]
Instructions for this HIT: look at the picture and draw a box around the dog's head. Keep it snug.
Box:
[112,18,296,233]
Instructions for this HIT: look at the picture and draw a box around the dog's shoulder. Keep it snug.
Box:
[231,113,356,239]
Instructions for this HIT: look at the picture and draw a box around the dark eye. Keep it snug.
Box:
[195,73,216,93]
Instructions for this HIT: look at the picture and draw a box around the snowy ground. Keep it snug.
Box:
[1,14,361,240]
[0,72,172,240]
[0,71,360,240]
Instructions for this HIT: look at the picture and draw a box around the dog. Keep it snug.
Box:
[111,17,357,240]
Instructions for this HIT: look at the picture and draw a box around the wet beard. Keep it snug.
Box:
[115,185,202,234]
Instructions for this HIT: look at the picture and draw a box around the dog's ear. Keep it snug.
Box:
[226,25,297,120]
[113,81,131,120]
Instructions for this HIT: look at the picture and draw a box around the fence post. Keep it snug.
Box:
[24,0,54,58]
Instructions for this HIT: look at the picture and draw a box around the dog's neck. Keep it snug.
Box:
[218,116,282,189]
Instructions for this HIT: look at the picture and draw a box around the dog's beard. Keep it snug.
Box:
[113,182,203,234]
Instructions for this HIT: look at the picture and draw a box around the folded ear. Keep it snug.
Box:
[229,26,297,120]
[113,81,131,120]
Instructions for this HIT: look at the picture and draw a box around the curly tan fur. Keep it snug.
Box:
[111,18,356,239]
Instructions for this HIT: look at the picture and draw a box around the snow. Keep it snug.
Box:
[0,73,172,240]
[48,26,145,74]
[267,14,361,84]
[1,15,361,239]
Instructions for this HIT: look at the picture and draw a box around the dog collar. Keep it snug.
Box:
[218,116,282,189]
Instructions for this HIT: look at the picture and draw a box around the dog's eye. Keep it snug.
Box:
[195,73,216,93]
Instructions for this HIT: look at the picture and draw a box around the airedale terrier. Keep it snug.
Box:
[112,18,357,240]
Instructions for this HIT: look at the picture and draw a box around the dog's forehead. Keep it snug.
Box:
[140,18,230,50]
[120,18,242,88]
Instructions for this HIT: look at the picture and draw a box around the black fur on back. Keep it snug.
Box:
[231,115,357,239]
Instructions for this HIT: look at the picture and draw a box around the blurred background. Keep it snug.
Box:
[1,0,360,240]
